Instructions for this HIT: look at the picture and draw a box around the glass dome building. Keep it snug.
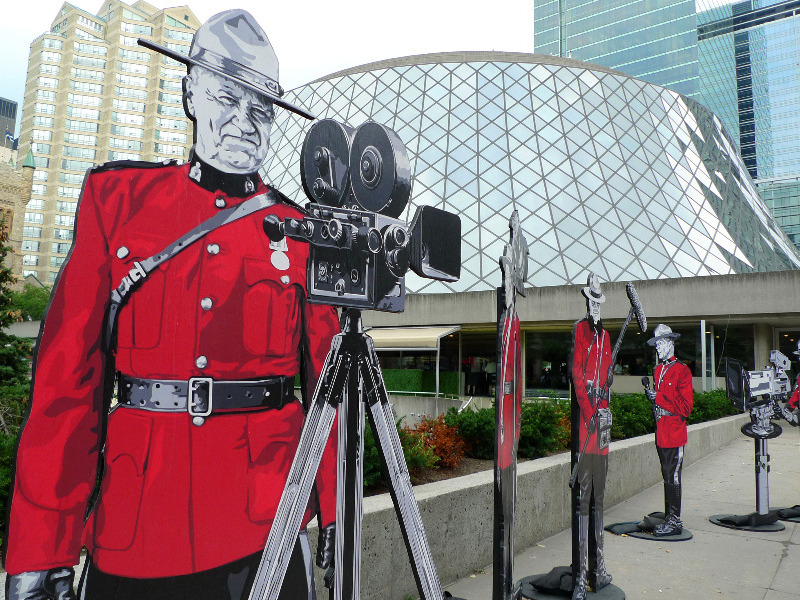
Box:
[262,51,799,294]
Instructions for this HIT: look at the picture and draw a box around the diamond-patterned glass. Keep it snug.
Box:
[262,54,800,293]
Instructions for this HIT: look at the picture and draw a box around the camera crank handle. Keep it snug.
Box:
[642,376,651,391]
[262,214,285,243]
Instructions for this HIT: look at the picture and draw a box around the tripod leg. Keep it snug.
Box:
[333,358,365,600]
[360,345,444,600]
[248,339,350,600]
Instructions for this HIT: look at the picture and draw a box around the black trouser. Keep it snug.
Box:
[571,453,608,581]
[78,533,314,600]
[657,445,684,518]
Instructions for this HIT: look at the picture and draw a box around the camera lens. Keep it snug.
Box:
[360,146,382,190]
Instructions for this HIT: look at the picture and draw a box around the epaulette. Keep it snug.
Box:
[269,185,310,215]
[91,159,180,173]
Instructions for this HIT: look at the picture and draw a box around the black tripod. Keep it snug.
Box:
[248,308,445,600]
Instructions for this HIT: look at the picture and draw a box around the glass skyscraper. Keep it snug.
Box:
[535,0,800,249]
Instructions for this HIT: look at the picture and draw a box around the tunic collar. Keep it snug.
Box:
[187,150,262,198]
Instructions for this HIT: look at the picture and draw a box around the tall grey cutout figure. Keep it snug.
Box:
[5,10,339,600]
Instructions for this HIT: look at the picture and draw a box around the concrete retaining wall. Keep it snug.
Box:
[308,412,748,599]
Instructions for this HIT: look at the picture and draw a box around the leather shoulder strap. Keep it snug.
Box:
[103,190,278,352]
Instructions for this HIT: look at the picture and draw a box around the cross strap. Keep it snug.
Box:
[103,191,278,352]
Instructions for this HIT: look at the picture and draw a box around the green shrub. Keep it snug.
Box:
[518,398,571,458]
[689,389,738,424]
[609,394,655,440]
[443,406,496,459]
[398,426,439,473]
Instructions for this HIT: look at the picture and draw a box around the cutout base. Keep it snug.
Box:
[776,505,800,523]
[605,511,693,541]
[709,512,785,532]
[518,568,625,600]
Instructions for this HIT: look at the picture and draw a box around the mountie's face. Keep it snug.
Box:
[656,337,674,362]
[588,299,602,323]
[185,67,275,173]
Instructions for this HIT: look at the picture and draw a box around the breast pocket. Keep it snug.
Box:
[93,410,152,551]
[245,405,303,523]
[115,256,166,350]
[242,257,302,357]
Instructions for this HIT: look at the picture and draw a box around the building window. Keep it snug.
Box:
[36,90,57,102]
[160,66,186,79]
[110,124,144,138]
[157,104,184,117]
[22,255,39,266]
[122,8,147,21]
[113,112,144,126]
[166,15,190,28]
[163,42,190,55]
[60,172,84,185]
[116,73,147,87]
[40,64,61,76]
[74,42,107,56]
[117,60,150,75]
[53,228,74,240]
[32,129,53,141]
[159,79,182,92]
[108,151,142,161]
[65,106,100,119]
[30,186,46,198]
[33,116,54,127]
[33,171,49,181]
[24,212,44,224]
[109,137,143,151]
[73,56,105,69]
[155,129,186,143]
[27,199,45,210]
[65,119,99,133]
[23,227,42,238]
[158,91,182,104]
[38,76,59,88]
[118,48,150,62]
[22,241,41,252]
[157,117,188,130]
[57,201,78,212]
[121,22,153,35]
[70,80,103,94]
[154,143,185,156]
[164,28,193,42]
[21,270,38,278]
[34,102,56,115]
[54,214,75,227]
[31,143,51,155]
[33,157,50,168]
[61,159,93,171]
[63,145,96,160]
[112,99,146,112]
[119,35,141,47]
[41,51,62,63]
[57,187,82,199]
[42,38,63,50]
[115,86,147,100]
[68,93,102,107]
[77,14,103,32]
[75,28,103,42]
[50,256,66,268]
[52,242,71,254]
[48,272,58,283]
[63,132,98,146]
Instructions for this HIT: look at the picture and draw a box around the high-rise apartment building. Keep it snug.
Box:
[17,0,199,283]
[534,0,800,249]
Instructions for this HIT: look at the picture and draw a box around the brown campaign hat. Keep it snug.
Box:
[139,9,314,120]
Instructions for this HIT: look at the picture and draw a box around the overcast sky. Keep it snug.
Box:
[0,0,536,130]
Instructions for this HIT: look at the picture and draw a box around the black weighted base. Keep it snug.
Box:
[518,568,625,600]
[776,505,800,523]
[605,512,693,541]
[709,512,785,532]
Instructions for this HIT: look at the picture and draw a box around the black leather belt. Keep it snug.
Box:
[119,374,296,424]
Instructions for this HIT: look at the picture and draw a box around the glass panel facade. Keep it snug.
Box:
[263,54,799,294]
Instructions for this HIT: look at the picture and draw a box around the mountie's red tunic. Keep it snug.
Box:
[571,318,612,456]
[6,161,340,579]
[653,358,693,448]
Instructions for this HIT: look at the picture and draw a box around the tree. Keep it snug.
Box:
[11,283,51,321]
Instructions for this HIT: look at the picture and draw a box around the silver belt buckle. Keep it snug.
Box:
[188,377,213,426]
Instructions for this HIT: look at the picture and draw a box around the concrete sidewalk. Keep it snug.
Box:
[444,430,800,600]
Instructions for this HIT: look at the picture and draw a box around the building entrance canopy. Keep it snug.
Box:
[367,325,460,351]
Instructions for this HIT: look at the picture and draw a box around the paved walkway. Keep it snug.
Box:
[444,430,800,600]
